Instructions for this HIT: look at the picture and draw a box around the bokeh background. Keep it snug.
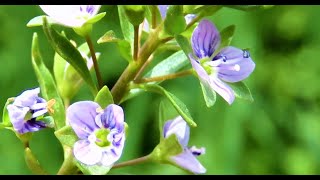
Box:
[0,5,320,175]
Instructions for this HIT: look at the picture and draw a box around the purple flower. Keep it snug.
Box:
[163,116,206,174]
[189,19,255,104]
[67,101,125,167]
[39,5,102,28]
[6,88,49,134]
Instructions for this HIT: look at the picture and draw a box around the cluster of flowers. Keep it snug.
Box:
[5,5,254,174]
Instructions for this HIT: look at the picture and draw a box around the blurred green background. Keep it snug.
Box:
[1,5,320,175]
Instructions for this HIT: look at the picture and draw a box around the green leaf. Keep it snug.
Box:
[97,31,132,63]
[144,50,189,78]
[31,32,66,130]
[123,5,146,26]
[141,84,197,127]
[223,5,274,12]
[164,5,186,36]
[97,30,120,43]
[200,81,217,107]
[118,6,134,47]
[26,15,55,27]
[218,25,236,51]
[2,97,14,127]
[158,101,166,139]
[85,12,106,24]
[77,162,111,175]
[197,5,222,17]
[150,134,183,163]
[40,116,55,128]
[175,35,193,57]
[94,85,114,109]
[228,81,254,102]
[124,122,129,138]
[117,40,133,63]
[24,148,48,175]
[42,17,98,96]
[182,5,204,14]
[54,41,100,102]
[54,126,78,147]
[144,5,162,31]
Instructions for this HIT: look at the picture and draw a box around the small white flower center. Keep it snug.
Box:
[234,64,240,71]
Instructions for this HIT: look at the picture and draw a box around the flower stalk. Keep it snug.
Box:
[85,35,104,89]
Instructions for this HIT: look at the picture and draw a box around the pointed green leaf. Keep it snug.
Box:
[219,25,236,50]
[175,35,192,57]
[183,5,204,14]
[94,85,114,109]
[117,40,133,63]
[223,5,274,12]
[97,30,120,43]
[40,116,55,128]
[1,97,14,127]
[85,12,106,24]
[228,81,254,102]
[118,6,134,46]
[197,5,222,17]
[158,101,166,139]
[42,16,97,96]
[97,31,132,63]
[164,5,186,36]
[54,41,100,102]
[54,126,78,147]
[200,81,217,107]
[150,134,183,163]
[26,15,55,27]
[123,5,146,26]
[124,122,129,138]
[31,32,66,130]
[144,50,189,78]
[141,84,197,127]
[77,162,111,175]
[24,148,48,175]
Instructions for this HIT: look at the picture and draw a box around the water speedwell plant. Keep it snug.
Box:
[1,5,272,175]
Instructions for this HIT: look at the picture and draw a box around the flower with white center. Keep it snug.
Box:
[39,5,102,28]
[67,101,125,167]
[189,19,255,104]
[7,88,52,134]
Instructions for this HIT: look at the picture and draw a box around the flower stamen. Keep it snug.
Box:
[47,99,56,114]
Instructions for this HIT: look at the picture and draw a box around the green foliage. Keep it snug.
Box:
[164,5,186,36]
[76,162,111,175]
[94,85,114,109]
[228,81,254,102]
[54,126,78,148]
[31,33,66,130]
[123,5,146,26]
[140,84,197,127]
[42,17,98,96]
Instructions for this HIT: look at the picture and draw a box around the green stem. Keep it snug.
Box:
[134,69,194,84]
[133,25,139,61]
[134,53,154,81]
[151,5,157,29]
[85,35,103,90]
[111,29,162,104]
[57,147,78,175]
[112,154,152,169]
[24,147,48,175]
